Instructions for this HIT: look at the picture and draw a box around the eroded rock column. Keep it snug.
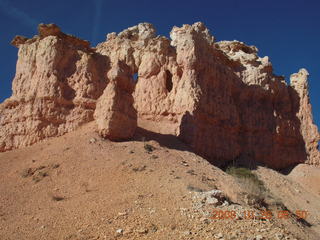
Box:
[290,69,320,166]
[94,61,137,140]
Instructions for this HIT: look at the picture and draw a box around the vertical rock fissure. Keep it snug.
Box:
[165,70,173,92]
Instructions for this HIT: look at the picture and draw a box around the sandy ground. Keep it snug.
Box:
[0,122,319,240]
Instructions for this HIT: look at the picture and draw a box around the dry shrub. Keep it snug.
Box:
[226,167,267,207]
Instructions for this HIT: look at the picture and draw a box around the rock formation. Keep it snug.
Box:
[290,69,320,165]
[0,24,108,151]
[94,61,137,140]
[0,22,319,169]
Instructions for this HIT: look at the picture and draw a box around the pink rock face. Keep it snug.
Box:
[94,61,137,140]
[96,22,319,169]
[1,22,319,169]
[96,23,185,135]
[0,24,108,152]
[290,69,320,166]
[169,23,306,169]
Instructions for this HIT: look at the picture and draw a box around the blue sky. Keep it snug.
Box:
[0,0,319,128]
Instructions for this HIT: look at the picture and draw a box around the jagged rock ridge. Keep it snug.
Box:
[0,22,319,169]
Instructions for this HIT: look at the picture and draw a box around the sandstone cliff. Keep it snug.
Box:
[0,22,319,169]
[0,24,108,151]
[290,69,320,165]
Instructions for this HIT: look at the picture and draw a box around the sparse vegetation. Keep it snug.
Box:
[21,164,59,182]
[144,143,155,153]
[32,171,48,183]
[132,165,147,172]
[226,166,265,190]
[187,184,204,192]
[186,169,197,175]
[226,166,267,207]
[142,136,155,153]
[37,165,46,171]
[21,168,34,178]
[50,163,60,169]
[149,223,158,233]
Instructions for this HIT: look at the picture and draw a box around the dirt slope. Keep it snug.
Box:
[0,122,319,240]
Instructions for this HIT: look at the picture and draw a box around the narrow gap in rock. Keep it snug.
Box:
[165,70,173,92]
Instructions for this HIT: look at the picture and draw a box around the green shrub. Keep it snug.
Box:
[144,143,155,153]
[226,167,264,188]
[226,166,267,207]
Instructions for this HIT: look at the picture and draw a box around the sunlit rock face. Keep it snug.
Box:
[94,61,137,140]
[1,24,109,151]
[290,69,320,166]
[1,22,319,169]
